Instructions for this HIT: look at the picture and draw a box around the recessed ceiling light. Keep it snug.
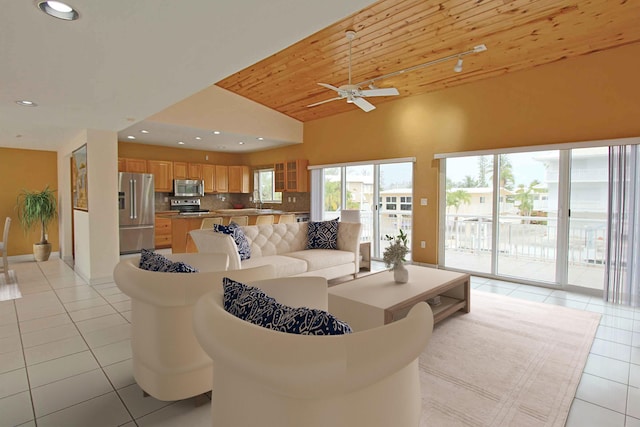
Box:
[257,137,264,141]
[195,136,202,140]
[238,141,245,145]
[217,145,226,149]
[37,1,79,21]
[16,100,37,107]
[140,130,149,134]
[127,135,135,140]
[178,141,185,145]
[212,131,221,135]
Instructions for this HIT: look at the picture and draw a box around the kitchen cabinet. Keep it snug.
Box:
[274,159,308,192]
[173,162,188,179]
[188,163,202,180]
[154,215,172,249]
[118,157,147,173]
[274,162,286,192]
[229,165,250,193]
[147,160,174,192]
[215,165,229,193]
[202,164,216,193]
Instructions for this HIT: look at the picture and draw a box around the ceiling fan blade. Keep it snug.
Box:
[307,97,342,108]
[318,83,342,92]
[352,97,376,112]
[359,87,400,97]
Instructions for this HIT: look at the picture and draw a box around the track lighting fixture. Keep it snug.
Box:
[454,57,463,73]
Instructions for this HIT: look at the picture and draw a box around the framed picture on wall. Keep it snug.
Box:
[72,144,88,211]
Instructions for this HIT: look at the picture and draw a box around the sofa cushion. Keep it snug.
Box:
[213,223,251,260]
[306,218,339,250]
[139,249,198,273]
[286,249,355,272]
[223,278,352,335]
[241,223,308,257]
[242,255,308,278]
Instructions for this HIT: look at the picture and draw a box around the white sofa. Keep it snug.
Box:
[113,253,276,401]
[189,221,362,280]
[193,280,434,427]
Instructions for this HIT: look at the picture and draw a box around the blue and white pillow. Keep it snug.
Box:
[306,218,339,250]
[138,249,198,273]
[223,278,352,335]
[213,223,251,260]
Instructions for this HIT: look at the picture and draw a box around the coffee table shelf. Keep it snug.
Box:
[328,265,470,331]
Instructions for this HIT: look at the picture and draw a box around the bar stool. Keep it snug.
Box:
[255,215,274,225]
[200,217,223,229]
[228,216,248,226]
[277,214,296,224]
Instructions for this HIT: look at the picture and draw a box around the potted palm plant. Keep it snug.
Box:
[17,186,58,262]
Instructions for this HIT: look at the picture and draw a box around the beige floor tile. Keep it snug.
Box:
[0,334,22,355]
[83,323,130,349]
[116,383,172,419]
[54,287,100,303]
[27,350,99,388]
[584,353,630,385]
[18,313,72,334]
[103,358,135,390]
[31,369,112,417]
[590,338,632,363]
[21,323,79,348]
[68,305,117,322]
[75,313,128,335]
[0,368,29,399]
[628,387,640,419]
[136,398,211,426]
[36,391,132,427]
[63,297,108,312]
[575,373,628,413]
[0,391,34,427]
[24,335,88,366]
[0,350,25,374]
[92,339,132,367]
[566,398,625,427]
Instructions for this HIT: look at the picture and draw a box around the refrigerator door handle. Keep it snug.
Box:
[129,179,136,219]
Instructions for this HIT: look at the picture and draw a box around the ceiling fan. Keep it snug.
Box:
[307,30,399,113]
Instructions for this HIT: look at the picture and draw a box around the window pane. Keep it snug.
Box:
[323,168,341,220]
[345,165,374,243]
[444,155,493,273]
[379,162,413,260]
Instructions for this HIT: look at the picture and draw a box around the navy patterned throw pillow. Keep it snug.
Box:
[138,249,198,273]
[223,278,352,335]
[306,218,339,250]
[213,223,251,260]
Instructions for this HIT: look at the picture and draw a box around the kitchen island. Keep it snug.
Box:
[165,209,309,253]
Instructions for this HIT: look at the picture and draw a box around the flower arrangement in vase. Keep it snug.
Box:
[383,229,409,283]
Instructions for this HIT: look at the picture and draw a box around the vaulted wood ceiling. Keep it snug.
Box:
[216,0,640,123]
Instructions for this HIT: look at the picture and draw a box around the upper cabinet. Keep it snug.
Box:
[229,166,250,193]
[147,160,173,192]
[202,164,216,193]
[275,159,308,192]
[118,157,147,173]
[215,165,229,193]
[188,163,202,180]
[173,162,188,180]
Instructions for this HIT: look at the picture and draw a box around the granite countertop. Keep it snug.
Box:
[159,209,309,219]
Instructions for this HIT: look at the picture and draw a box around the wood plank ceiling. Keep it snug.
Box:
[217,0,640,123]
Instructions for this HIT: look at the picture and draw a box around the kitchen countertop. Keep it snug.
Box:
[157,210,309,219]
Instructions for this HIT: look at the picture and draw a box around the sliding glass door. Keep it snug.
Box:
[442,147,609,291]
[315,160,413,261]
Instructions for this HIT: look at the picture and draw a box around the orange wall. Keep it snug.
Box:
[244,42,640,265]
[0,147,59,256]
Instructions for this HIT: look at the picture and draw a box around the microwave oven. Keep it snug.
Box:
[173,179,204,197]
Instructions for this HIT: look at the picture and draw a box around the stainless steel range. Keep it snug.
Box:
[170,198,209,214]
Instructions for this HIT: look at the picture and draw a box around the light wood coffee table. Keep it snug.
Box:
[328,265,470,331]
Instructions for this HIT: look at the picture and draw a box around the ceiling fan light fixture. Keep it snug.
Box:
[454,57,463,73]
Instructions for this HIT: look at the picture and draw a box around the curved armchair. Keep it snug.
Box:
[113,253,275,401]
[193,284,433,427]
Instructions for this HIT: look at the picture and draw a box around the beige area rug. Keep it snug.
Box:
[420,291,601,427]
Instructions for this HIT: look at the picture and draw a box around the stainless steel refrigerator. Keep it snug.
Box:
[118,172,155,254]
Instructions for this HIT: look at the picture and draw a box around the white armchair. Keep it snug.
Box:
[113,253,275,401]
[193,279,433,427]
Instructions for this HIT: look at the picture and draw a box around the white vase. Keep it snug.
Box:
[393,262,409,284]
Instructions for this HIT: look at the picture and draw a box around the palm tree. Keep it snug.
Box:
[460,175,478,188]
[477,156,490,187]
[488,154,515,189]
[446,189,471,214]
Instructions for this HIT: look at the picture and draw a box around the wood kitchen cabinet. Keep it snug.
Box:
[147,160,174,192]
[118,157,147,173]
[154,215,172,249]
[173,162,188,179]
[202,164,216,193]
[274,159,308,192]
[229,165,250,193]
[215,165,229,193]
[188,163,203,179]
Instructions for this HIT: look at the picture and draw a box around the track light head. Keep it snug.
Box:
[453,57,463,73]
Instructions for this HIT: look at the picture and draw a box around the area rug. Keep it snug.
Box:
[420,290,600,427]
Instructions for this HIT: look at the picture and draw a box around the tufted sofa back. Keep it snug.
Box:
[241,223,308,257]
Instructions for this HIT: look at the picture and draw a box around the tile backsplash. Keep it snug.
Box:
[155,192,310,213]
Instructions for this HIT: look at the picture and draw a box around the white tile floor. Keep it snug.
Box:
[0,258,638,426]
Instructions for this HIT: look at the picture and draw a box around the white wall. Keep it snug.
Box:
[57,129,119,284]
